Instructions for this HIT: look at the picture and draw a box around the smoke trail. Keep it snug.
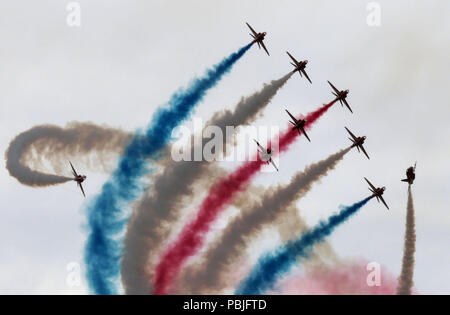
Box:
[121,72,293,294]
[397,186,416,295]
[275,206,340,266]
[275,259,399,295]
[153,100,336,294]
[236,197,371,295]
[273,205,341,283]
[180,147,350,293]
[84,44,252,295]
[5,122,131,187]
[176,203,339,294]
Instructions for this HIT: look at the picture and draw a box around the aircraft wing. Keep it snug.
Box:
[364,177,376,191]
[343,98,353,113]
[327,81,340,94]
[78,182,86,197]
[260,40,270,56]
[360,144,370,160]
[301,69,312,84]
[253,139,265,152]
[69,161,78,177]
[286,51,299,65]
[344,127,357,141]
[246,22,258,36]
[300,126,311,142]
[270,158,279,172]
[285,109,298,124]
[379,195,389,210]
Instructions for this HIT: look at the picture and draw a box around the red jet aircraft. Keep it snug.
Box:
[286,51,311,84]
[346,127,369,159]
[365,177,389,210]
[254,139,278,171]
[285,109,311,142]
[328,81,352,113]
[70,161,86,197]
[246,22,269,56]
[401,162,417,185]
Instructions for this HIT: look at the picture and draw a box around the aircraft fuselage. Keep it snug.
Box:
[337,90,349,100]
[402,167,416,184]
[372,187,385,199]
[294,61,307,71]
[75,175,86,184]
[293,120,306,130]
[259,150,272,162]
[351,137,365,148]
[252,33,266,44]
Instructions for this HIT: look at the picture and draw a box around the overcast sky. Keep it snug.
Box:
[0,1,449,294]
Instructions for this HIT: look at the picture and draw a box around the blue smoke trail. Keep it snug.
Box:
[84,43,252,295]
[236,197,372,295]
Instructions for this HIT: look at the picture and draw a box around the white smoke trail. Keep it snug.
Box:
[397,186,416,295]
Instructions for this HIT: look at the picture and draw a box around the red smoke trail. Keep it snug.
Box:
[273,259,401,295]
[153,100,337,294]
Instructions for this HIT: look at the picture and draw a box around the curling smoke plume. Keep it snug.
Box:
[275,259,399,295]
[121,72,293,294]
[180,147,350,294]
[397,186,416,295]
[84,44,252,295]
[5,122,130,187]
[153,100,336,294]
[236,197,371,295]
